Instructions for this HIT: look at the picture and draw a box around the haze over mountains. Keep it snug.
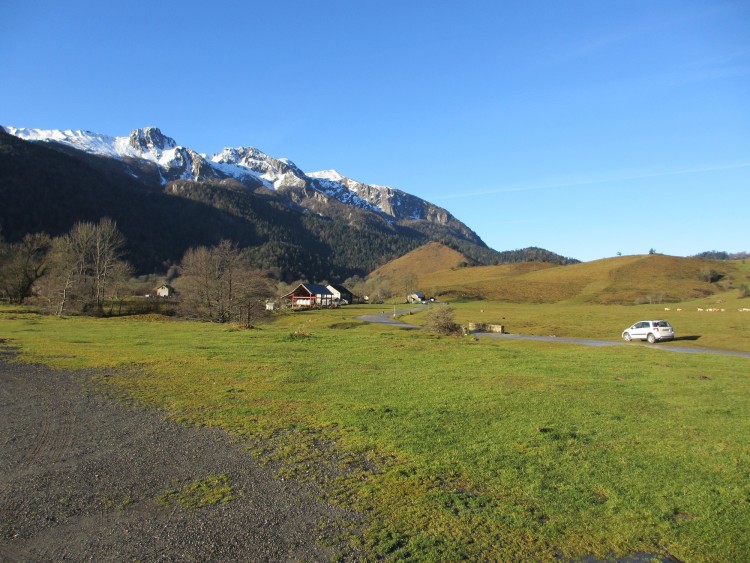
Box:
[1,125,579,281]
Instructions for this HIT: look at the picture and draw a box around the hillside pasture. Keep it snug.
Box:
[368,241,474,279]
[1,306,748,561]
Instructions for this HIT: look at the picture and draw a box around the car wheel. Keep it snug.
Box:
[623,332,632,342]
[647,333,656,344]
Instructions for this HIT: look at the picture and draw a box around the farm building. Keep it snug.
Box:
[155,284,175,298]
[407,291,426,304]
[326,284,355,305]
[282,283,334,309]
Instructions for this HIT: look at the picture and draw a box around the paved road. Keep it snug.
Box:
[359,307,750,359]
[357,307,423,329]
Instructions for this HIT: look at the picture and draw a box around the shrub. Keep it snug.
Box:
[425,305,461,335]
[289,325,312,339]
[699,268,724,283]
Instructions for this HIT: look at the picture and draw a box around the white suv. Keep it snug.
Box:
[622,320,674,343]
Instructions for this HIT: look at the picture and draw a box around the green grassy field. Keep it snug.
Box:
[406,297,750,353]
[1,305,749,561]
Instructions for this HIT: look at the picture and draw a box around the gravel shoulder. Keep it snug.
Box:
[0,345,350,562]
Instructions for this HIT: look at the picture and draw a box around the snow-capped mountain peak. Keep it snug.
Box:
[308,169,346,182]
[3,124,475,233]
[210,146,308,190]
[127,126,177,155]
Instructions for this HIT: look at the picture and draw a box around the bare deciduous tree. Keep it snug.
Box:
[178,240,273,324]
[42,218,129,315]
[91,217,126,308]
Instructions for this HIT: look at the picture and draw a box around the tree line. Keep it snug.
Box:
[0,218,274,325]
[0,218,130,315]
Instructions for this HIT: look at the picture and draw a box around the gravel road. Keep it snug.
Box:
[0,345,351,562]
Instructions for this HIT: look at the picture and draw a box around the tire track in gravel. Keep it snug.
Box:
[0,367,75,501]
[2,373,76,563]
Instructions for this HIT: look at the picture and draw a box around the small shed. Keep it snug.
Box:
[326,284,354,305]
[282,283,334,309]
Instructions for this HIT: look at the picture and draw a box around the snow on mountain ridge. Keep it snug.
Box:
[210,146,310,190]
[307,169,430,221]
[4,127,121,158]
[308,169,346,182]
[5,126,219,185]
[3,125,449,223]
[307,170,399,217]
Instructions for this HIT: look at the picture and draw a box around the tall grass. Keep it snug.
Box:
[1,306,748,561]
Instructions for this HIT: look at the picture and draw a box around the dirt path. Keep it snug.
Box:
[0,346,350,562]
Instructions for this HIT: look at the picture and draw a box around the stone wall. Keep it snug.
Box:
[467,323,505,333]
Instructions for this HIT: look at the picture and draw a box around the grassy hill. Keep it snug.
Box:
[379,251,749,305]
[368,242,474,279]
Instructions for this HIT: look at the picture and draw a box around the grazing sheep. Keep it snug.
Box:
[697,308,704,312]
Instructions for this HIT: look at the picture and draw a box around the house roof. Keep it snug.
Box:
[283,283,333,298]
[301,283,332,295]
[327,284,352,295]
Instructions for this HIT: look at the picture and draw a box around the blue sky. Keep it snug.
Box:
[2,0,749,261]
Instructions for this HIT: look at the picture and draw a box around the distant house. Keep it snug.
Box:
[326,284,354,305]
[407,291,426,304]
[155,284,175,298]
[282,283,334,309]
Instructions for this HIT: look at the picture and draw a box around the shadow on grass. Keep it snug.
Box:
[674,335,701,342]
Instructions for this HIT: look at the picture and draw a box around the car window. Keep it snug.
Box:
[655,321,670,328]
